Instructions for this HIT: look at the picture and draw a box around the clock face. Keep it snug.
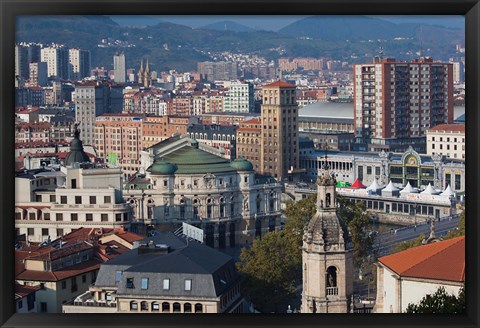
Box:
[407,156,417,165]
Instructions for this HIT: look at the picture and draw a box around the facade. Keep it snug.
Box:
[301,158,353,313]
[73,81,109,146]
[374,236,464,313]
[29,62,48,87]
[68,48,91,81]
[125,135,282,248]
[15,128,132,241]
[15,227,143,313]
[426,124,465,159]
[63,232,244,314]
[142,115,193,149]
[187,124,237,159]
[236,118,262,172]
[198,61,238,82]
[15,122,51,144]
[300,147,465,195]
[15,284,41,313]
[95,113,144,179]
[40,47,69,80]
[353,57,454,152]
[223,82,254,113]
[260,81,300,181]
[114,52,126,83]
[16,44,30,79]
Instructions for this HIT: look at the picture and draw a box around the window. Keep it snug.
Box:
[115,213,122,222]
[375,167,380,176]
[101,214,108,222]
[42,228,48,236]
[130,301,138,311]
[27,228,34,236]
[50,195,56,202]
[44,213,50,221]
[163,279,170,290]
[71,277,77,292]
[61,281,66,289]
[141,278,148,289]
[455,174,461,190]
[75,196,81,204]
[366,166,372,175]
[141,301,148,311]
[71,213,78,221]
[126,278,134,288]
[86,213,93,221]
[115,271,122,282]
[106,293,112,301]
[104,196,111,204]
[56,213,63,221]
[57,229,63,237]
[152,302,159,311]
[89,196,96,204]
[185,279,192,291]
[18,300,23,309]
[60,196,67,204]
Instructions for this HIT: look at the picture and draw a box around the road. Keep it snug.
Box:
[374,214,460,257]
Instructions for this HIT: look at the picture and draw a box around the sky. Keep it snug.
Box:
[109,15,464,31]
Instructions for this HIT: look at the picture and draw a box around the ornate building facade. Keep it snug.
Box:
[123,135,283,248]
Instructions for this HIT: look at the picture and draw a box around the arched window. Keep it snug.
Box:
[140,301,148,311]
[151,301,159,311]
[130,301,138,311]
[326,193,331,207]
[326,266,338,295]
[195,303,203,313]
[219,197,225,217]
[173,302,181,313]
[162,302,170,313]
[184,303,192,313]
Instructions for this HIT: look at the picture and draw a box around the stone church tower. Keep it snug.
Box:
[301,155,353,313]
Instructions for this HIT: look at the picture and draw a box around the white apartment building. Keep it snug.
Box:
[41,47,69,80]
[426,124,465,159]
[68,48,91,81]
[223,82,254,113]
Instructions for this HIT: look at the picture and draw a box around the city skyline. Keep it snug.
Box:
[5,5,474,326]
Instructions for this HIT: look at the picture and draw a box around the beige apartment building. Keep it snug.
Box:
[260,80,300,181]
[426,123,465,159]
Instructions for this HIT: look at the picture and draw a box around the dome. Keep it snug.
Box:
[230,157,254,171]
[64,124,90,166]
[147,160,177,175]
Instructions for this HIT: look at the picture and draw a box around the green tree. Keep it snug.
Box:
[236,231,298,312]
[395,233,426,252]
[444,209,465,239]
[336,196,374,267]
[406,286,465,314]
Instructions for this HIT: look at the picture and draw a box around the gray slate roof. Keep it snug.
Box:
[95,232,237,298]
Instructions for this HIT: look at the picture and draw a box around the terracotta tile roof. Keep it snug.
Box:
[16,259,102,282]
[378,236,465,282]
[429,124,465,132]
[262,80,296,88]
[15,284,41,298]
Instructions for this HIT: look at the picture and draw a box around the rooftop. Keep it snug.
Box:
[378,236,465,282]
[428,124,465,133]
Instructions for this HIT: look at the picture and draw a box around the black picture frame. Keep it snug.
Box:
[1,1,478,327]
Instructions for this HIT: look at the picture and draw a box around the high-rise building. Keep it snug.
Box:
[40,46,69,80]
[450,61,465,83]
[236,118,261,172]
[29,62,48,86]
[113,52,126,83]
[197,61,238,82]
[224,82,254,113]
[353,57,454,153]
[15,44,30,79]
[74,81,108,146]
[260,81,299,181]
[68,48,91,81]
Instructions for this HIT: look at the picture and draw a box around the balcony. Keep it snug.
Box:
[326,287,338,296]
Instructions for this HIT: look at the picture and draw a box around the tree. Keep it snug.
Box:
[395,233,426,252]
[445,209,465,239]
[236,231,298,312]
[336,196,374,267]
[406,286,465,314]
